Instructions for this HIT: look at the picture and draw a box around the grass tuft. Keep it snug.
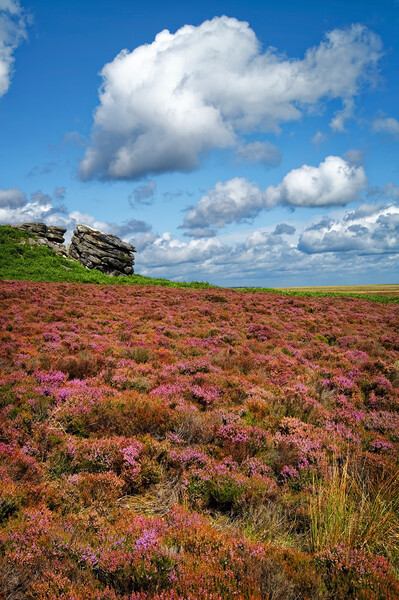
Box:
[309,461,399,567]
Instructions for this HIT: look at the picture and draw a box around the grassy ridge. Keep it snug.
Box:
[0,226,213,289]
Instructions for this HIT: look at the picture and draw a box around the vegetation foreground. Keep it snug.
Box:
[0,278,398,599]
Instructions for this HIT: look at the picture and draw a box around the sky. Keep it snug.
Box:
[1,0,399,287]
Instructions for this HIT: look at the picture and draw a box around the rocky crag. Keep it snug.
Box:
[12,222,67,256]
[12,222,135,276]
[67,224,135,276]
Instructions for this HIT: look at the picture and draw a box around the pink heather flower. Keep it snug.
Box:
[280,465,299,480]
[133,530,158,555]
[122,441,144,467]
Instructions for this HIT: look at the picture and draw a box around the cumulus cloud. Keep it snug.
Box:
[0,0,29,98]
[129,180,156,207]
[182,156,367,232]
[273,156,367,208]
[0,188,65,225]
[136,206,399,285]
[0,186,26,208]
[372,117,399,137]
[235,141,281,166]
[298,203,399,254]
[113,218,152,236]
[182,177,270,231]
[383,183,399,200]
[139,233,225,270]
[79,17,382,180]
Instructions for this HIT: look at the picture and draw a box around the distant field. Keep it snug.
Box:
[277,284,399,297]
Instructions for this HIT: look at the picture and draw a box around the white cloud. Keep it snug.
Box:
[298,203,399,254]
[235,141,281,166]
[0,0,28,98]
[0,188,67,226]
[329,98,354,132]
[372,117,399,137]
[182,177,269,231]
[80,17,382,180]
[139,232,225,269]
[182,156,367,232]
[0,186,26,208]
[273,155,367,208]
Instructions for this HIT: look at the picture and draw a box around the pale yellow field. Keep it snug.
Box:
[277,284,399,297]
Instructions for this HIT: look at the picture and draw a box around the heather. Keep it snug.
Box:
[0,280,398,599]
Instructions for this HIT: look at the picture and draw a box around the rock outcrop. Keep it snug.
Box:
[68,224,135,276]
[12,222,67,255]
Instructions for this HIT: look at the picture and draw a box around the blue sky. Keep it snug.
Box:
[1,0,399,286]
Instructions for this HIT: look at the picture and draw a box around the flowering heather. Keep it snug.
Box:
[0,280,398,599]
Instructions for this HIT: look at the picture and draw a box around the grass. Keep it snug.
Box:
[309,461,399,568]
[0,226,213,289]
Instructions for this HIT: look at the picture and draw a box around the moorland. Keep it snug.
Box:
[0,225,398,599]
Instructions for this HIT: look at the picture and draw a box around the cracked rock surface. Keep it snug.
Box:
[12,222,67,255]
[67,224,135,276]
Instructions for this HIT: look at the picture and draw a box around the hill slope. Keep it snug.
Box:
[0,225,212,288]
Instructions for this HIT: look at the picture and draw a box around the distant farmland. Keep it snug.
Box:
[278,284,399,297]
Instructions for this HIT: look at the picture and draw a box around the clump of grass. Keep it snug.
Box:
[309,461,399,567]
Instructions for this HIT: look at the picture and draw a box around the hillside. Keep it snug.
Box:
[0,277,398,599]
[0,226,212,289]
